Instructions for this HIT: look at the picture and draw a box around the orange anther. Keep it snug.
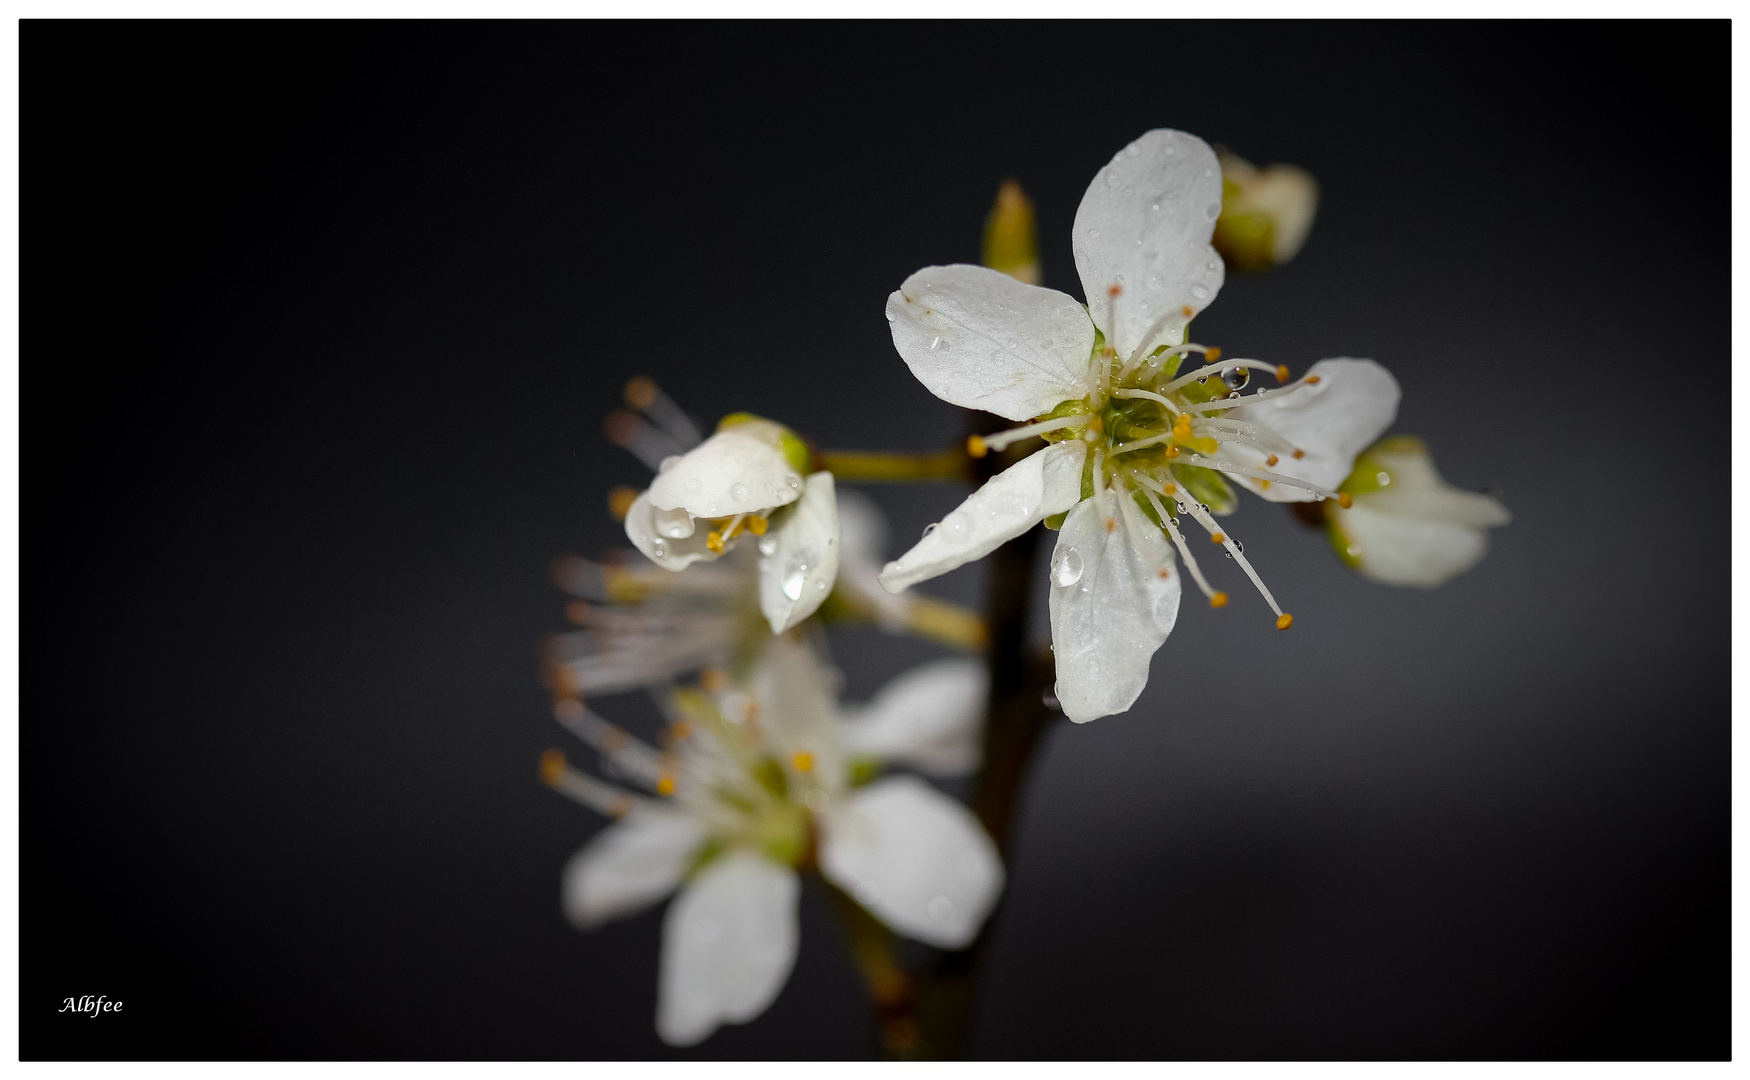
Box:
[670,720,693,739]
[1209,532,1225,544]
[792,751,815,773]
[1265,454,1279,467]
[1181,305,1194,317]
[539,748,567,785]
[1105,517,1117,533]
[966,434,988,459]
[1275,613,1295,631]
[655,775,676,796]
[1338,493,1353,509]
[1209,592,1229,609]
[1108,284,1123,298]
[700,668,728,692]
[565,600,591,625]
[608,796,633,818]
[1166,446,1180,458]
[1306,375,1322,385]
[1292,449,1305,460]
[1158,568,1172,580]
[624,376,658,410]
[1274,365,1289,383]
[1205,346,1222,362]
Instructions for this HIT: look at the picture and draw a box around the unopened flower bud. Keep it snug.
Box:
[1211,151,1320,271]
[982,179,1040,284]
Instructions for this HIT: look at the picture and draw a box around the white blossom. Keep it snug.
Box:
[879,128,1401,724]
[545,636,1001,1046]
[1325,436,1511,588]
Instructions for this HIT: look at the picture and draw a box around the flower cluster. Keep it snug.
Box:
[537,126,1507,1051]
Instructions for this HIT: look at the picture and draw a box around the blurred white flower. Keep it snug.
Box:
[879,128,1400,724]
[543,635,1001,1046]
[620,407,840,634]
[1212,150,1320,270]
[1325,436,1511,588]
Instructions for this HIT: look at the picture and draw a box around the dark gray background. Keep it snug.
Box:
[28,21,1727,1059]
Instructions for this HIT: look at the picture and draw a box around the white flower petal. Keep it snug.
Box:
[757,471,840,633]
[1074,129,1226,363]
[879,440,1086,594]
[1228,358,1401,502]
[647,430,804,518]
[625,490,719,570]
[818,775,1003,949]
[656,851,799,1047]
[562,808,709,930]
[748,632,843,789]
[1048,493,1181,724]
[1331,504,1495,588]
[1328,439,1509,588]
[840,658,987,776]
[886,264,1095,421]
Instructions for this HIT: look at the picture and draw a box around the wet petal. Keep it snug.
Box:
[757,471,840,633]
[818,775,1003,949]
[656,851,799,1047]
[886,264,1095,421]
[879,440,1086,594]
[1329,438,1509,588]
[562,808,709,930]
[625,490,718,570]
[647,429,804,518]
[840,658,987,776]
[1048,494,1181,724]
[1074,129,1226,363]
[1229,358,1401,502]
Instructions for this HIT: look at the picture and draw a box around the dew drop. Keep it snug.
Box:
[729,482,749,503]
[1087,228,1100,239]
[885,309,896,322]
[1050,545,1084,587]
[684,478,703,494]
[758,535,779,557]
[1205,202,1221,218]
[781,556,811,601]
[1151,203,1160,212]
[1221,367,1250,390]
[1106,170,1123,188]
[786,475,802,490]
[921,523,939,539]
[652,539,667,558]
[1190,283,1210,300]
[929,335,942,350]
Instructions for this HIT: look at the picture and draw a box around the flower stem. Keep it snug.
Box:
[816,448,973,483]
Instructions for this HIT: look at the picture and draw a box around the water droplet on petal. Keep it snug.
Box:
[885,309,896,322]
[1222,367,1250,390]
[1087,228,1100,239]
[652,540,667,558]
[684,478,703,494]
[1051,545,1084,587]
[1106,170,1123,188]
[921,523,939,539]
[1205,202,1221,219]
[786,475,801,490]
[781,555,811,601]
[758,535,779,557]
[1190,284,1210,300]
[729,482,748,503]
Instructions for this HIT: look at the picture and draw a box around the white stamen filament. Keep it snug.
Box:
[556,702,670,790]
[546,762,650,817]
[632,384,704,448]
[1194,418,1298,455]
[607,412,687,471]
[1176,455,1343,502]
[1168,487,1287,618]
[1183,373,1321,414]
[1156,358,1266,397]
[1133,477,1218,601]
[1118,339,1211,385]
[982,412,1090,453]
[1111,388,1177,410]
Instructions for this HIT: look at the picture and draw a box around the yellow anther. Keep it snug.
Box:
[1338,493,1353,509]
[1209,532,1226,544]
[1274,364,1290,383]
[700,668,728,692]
[792,751,815,773]
[1088,415,1104,434]
[1167,446,1180,458]
[1292,448,1305,460]
[655,775,676,796]
[1306,375,1322,385]
[539,748,567,786]
[747,514,768,536]
[1162,483,1177,495]
[624,376,658,410]
[1180,305,1194,317]
[670,720,693,740]
[607,485,639,522]
[1210,592,1229,609]
[1265,454,1279,467]
[1258,479,1272,490]
[1276,613,1295,631]
[1105,517,1117,533]
[966,434,988,459]
[1205,346,1222,362]
[705,531,725,554]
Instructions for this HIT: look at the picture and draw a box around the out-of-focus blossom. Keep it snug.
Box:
[839,657,987,777]
[1211,150,1320,271]
[1324,435,1511,588]
[879,128,1397,724]
[622,409,840,635]
[982,179,1040,285]
[543,635,1002,1046]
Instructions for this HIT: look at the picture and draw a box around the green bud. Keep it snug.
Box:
[716,411,814,474]
[983,179,1041,284]
[1211,151,1319,272]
